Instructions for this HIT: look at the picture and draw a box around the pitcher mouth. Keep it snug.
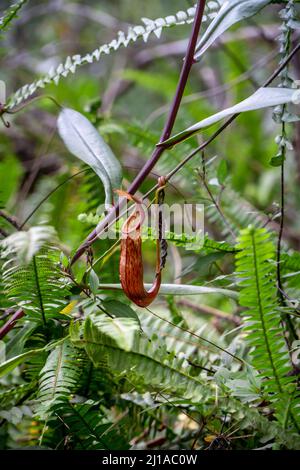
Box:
[121,205,146,238]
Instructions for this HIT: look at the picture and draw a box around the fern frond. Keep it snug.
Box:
[203,236,238,254]
[0,381,36,411]
[7,3,220,109]
[80,167,105,214]
[228,396,300,450]
[36,341,83,417]
[48,399,128,450]
[76,313,211,403]
[0,0,27,33]
[235,227,300,430]
[1,247,70,323]
[138,309,226,362]
[282,251,300,273]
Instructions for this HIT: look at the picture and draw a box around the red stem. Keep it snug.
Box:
[0,308,25,340]
[71,0,207,264]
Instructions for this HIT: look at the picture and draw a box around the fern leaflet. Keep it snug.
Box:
[36,341,83,417]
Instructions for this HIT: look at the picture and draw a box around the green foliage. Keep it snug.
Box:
[235,227,300,430]
[0,348,43,378]
[0,381,36,411]
[47,400,129,450]
[36,341,83,417]
[1,247,70,323]
[138,309,226,362]
[83,301,141,351]
[77,312,211,403]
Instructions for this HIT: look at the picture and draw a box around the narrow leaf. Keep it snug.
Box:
[89,269,100,295]
[99,283,238,299]
[102,300,141,325]
[195,0,270,59]
[163,88,297,146]
[0,348,43,378]
[57,108,122,206]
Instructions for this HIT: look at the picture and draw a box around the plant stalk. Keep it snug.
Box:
[0,308,25,340]
[71,0,207,264]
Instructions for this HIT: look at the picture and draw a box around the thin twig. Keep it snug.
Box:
[197,162,236,240]
[145,306,244,364]
[0,210,21,230]
[146,50,277,126]
[19,168,90,229]
[177,299,241,326]
[0,227,8,238]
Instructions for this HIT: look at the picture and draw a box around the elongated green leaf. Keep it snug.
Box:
[99,283,238,299]
[0,337,66,378]
[163,88,297,146]
[195,0,270,59]
[57,108,122,206]
[37,341,82,416]
[6,322,38,358]
[0,348,43,378]
[89,269,100,295]
[235,227,300,428]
